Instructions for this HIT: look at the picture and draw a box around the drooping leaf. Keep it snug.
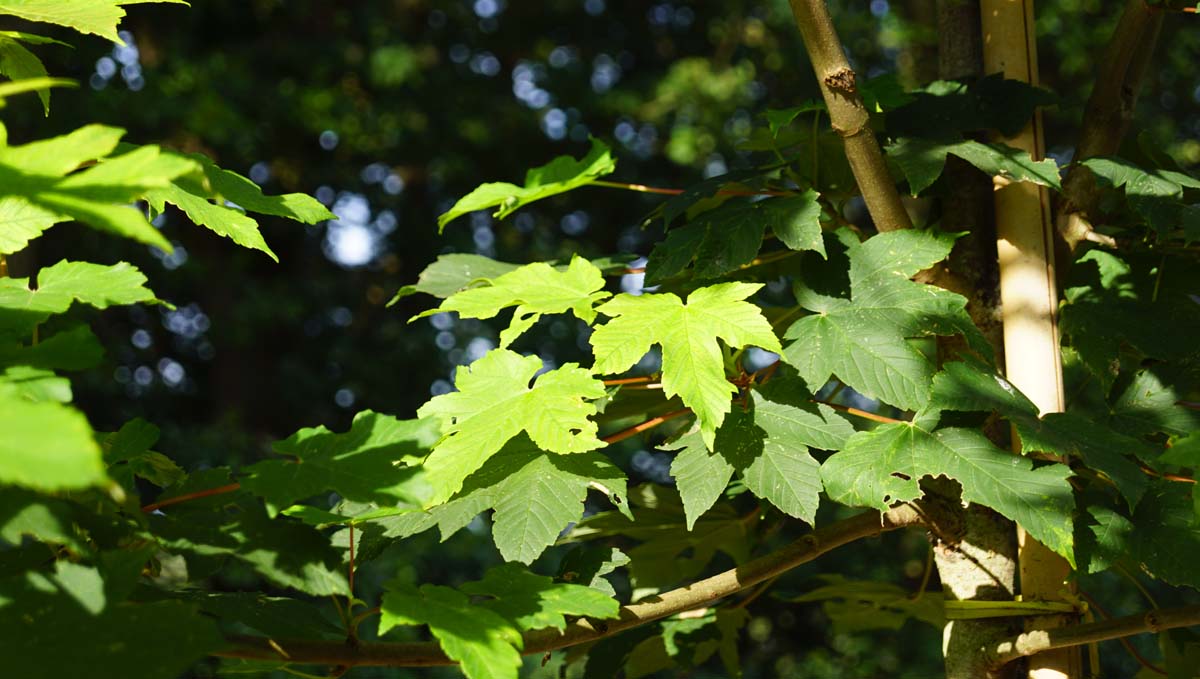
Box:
[380,584,524,679]
[101,417,184,489]
[1082,483,1200,588]
[645,192,824,283]
[0,399,104,490]
[414,256,610,347]
[390,253,521,303]
[145,150,335,261]
[417,349,607,505]
[438,137,615,231]
[591,283,782,448]
[0,34,50,113]
[821,422,1075,565]
[460,563,618,631]
[782,229,982,411]
[0,324,104,372]
[888,137,1060,195]
[241,411,439,513]
[1061,251,1200,386]
[0,131,197,250]
[390,436,627,564]
[0,487,89,551]
[0,1,187,44]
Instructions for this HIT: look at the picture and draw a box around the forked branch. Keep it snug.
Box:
[217,505,924,667]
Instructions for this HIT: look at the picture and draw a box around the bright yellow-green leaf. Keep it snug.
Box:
[0,399,105,490]
[590,283,781,448]
[414,255,610,347]
[0,1,188,44]
[437,138,615,231]
[416,349,606,504]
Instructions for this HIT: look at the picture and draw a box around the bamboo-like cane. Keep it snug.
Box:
[979,2,1079,678]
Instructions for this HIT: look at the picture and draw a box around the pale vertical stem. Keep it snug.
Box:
[786,0,913,232]
[979,2,1078,678]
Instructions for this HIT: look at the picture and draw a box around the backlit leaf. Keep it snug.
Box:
[417,349,606,504]
[438,138,615,231]
[591,283,781,448]
[415,256,610,347]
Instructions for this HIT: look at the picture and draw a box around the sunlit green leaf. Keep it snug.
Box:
[414,256,610,347]
[417,349,606,504]
[0,399,104,490]
[241,411,439,513]
[591,283,781,448]
[438,137,615,231]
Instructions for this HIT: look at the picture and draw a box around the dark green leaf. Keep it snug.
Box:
[821,423,1075,564]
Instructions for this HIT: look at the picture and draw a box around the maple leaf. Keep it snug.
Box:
[413,256,610,347]
[590,283,782,448]
[378,436,629,563]
[417,349,606,504]
[782,229,985,410]
[666,392,854,527]
[821,422,1075,565]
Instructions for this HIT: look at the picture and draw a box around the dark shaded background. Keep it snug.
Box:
[6,1,1199,676]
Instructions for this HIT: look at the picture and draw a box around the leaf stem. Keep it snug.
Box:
[601,408,692,445]
[813,399,903,424]
[140,482,242,513]
[591,179,791,198]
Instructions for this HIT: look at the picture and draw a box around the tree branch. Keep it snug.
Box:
[988,604,1200,669]
[216,505,924,667]
[786,0,913,233]
[1057,0,1163,251]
